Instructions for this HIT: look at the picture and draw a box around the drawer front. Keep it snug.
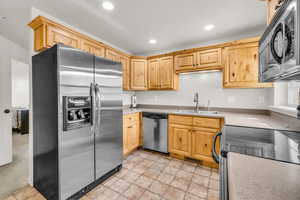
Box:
[169,115,193,126]
[124,113,140,126]
[193,117,220,129]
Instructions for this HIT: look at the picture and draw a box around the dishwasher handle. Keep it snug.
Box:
[142,112,168,119]
[212,132,222,164]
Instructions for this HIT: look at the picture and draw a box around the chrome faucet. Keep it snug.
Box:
[193,92,200,112]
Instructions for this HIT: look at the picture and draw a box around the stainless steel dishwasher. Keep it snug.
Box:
[142,112,168,154]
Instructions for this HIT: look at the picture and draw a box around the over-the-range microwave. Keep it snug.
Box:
[259,0,300,82]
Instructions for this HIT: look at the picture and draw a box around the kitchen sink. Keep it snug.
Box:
[175,110,220,115]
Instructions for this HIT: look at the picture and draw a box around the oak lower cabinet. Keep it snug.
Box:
[168,115,223,167]
[148,56,178,90]
[123,113,141,155]
[131,58,148,90]
[191,127,219,162]
[223,39,273,88]
[168,124,191,156]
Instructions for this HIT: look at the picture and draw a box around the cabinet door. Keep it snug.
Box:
[81,39,105,57]
[127,123,140,152]
[148,59,159,89]
[159,56,174,89]
[46,24,81,49]
[191,128,217,162]
[267,0,279,24]
[174,53,197,72]
[120,56,131,90]
[169,124,191,156]
[123,124,129,155]
[105,49,121,62]
[196,48,221,69]
[131,59,148,90]
[223,42,273,88]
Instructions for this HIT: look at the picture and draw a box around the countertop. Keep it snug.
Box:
[228,152,300,200]
[123,107,300,131]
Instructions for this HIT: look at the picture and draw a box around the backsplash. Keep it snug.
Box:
[136,71,273,109]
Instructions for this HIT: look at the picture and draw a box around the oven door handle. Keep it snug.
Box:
[212,132,222,164]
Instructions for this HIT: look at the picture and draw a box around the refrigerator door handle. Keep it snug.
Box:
[95,84,101,131]
[90,82,96,127]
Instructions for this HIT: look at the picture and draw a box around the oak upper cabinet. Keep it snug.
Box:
[46,24,81,50]
[169,124,191,157]
[196,48,222,69]
[105,49,131,90]
[148,59,160,89]
[267,0,280,24]
[120,56,131,90]
[105,49,121,62]
[28,16,82,51]
[81,39,105,58]
[175,48,222,73]
[131,58,148,90]
[159,56,176,89]
[148,56,177,90]
[174,52,197,72]
[223,40,273,88]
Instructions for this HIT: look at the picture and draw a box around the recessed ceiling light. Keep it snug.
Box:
[204,24,215,31]
[149,39,157,44]
[102,1,114,11]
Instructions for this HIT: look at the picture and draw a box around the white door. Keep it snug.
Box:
[0,59,12,166]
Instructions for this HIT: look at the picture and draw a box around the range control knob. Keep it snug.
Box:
[68,111,74,121]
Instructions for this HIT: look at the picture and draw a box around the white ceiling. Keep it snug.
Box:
[0,0,267,55]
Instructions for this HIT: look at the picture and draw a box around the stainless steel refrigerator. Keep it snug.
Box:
[32,44,123,200]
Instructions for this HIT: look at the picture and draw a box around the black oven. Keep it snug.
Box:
[259,0,300,82]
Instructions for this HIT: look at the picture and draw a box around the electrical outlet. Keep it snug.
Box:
[259,96,265,104]
[227,96,236,103]
[154,96,158,103]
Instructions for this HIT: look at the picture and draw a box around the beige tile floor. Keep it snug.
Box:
[3,150,220,200]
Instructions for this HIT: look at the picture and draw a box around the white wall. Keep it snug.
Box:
[136,71,273,109]
[0,34,28,166]
[11,59,30,108]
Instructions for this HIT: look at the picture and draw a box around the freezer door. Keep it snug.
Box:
[94,57,123,179]
[58,45,95,199]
